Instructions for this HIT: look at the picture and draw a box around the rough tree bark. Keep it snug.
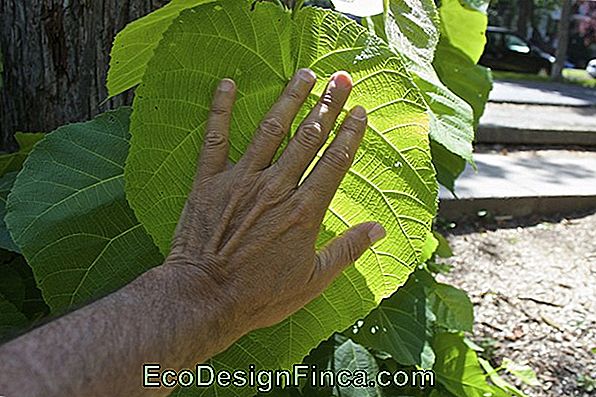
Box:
[0,0,168,150]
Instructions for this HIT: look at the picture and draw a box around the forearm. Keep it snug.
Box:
[0,263,234,397]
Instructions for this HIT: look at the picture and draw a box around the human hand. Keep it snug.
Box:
[166,69,386,340]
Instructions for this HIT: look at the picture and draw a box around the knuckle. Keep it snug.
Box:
[288,198,315,226]
[204,131,227,148]
[320,92,342,111]
[210,105,230,117]
[344,240,360,263]
[342,121,363,137]
[323,147,351,171]
[296,122,323,149]
[286,87,304,102]
[259,117,285,138]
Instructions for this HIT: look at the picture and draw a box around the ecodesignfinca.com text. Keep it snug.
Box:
[143,364,435,392]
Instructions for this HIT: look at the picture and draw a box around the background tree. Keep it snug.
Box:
[552,0,573,79]
[0,0,168,150]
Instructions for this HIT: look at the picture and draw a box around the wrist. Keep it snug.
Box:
[151,260,244,360]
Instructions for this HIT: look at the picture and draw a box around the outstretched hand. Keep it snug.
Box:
[0,69,386,397]
[167,69,386,336]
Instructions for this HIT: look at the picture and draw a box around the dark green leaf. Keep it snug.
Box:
[433,333,508,397]
[433,231,453,259]
[429,283,473,332]
[5,108,163,312]
[350,270,436,369]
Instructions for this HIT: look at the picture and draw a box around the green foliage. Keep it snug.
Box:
[349,270,436,369]
[5,109,163,311]
[125,2,436,394]
[107,0,213,96]
[433,231,453,259]
[0,293,27,339]
[366,0,492,191]
[429,282,473,332]
[0,250,49,341]
[500,358,539,387]
[0,173,20,252]
[305,335,383,397]
[439,0,488,64]
[0,0,512,396]
[433,40,493,128]
[0,132,45,176]
[433,333,508,397]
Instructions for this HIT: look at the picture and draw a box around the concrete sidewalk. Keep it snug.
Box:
[490,80,596,107]
[478,103,596,146]
[439,150,596,219]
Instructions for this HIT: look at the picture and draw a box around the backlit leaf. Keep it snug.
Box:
[125,1,436,395]
[438,0,488,64]
[107,0,214,97]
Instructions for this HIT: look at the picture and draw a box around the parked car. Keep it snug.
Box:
[480,27,555,75]
[587,59,596,78]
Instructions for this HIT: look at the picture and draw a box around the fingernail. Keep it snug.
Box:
[218,79,235,92]
[368,223,386,244]
[297,68,316,83]
[350,106,367,121]
[331,71,352,89]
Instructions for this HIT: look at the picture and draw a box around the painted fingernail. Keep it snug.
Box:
[218,79,235,92]
[331,71,352,89]
[298,68,316,83]
[350,106,367,121]
[368,223,386,244]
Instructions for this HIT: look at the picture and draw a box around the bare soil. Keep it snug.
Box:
[437,211,596,396]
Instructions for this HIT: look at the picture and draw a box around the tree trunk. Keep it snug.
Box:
[551,0,573,81]
[516,0,534,38]
[0,0,168,150]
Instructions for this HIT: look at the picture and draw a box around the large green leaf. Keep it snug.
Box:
[0,133,45,252]
[125,1,436,395]
[5,109,163,311]
[349,270,436,369]
[414,70,475,165]
[366,0,440,70]
[429,282,473,333]
[433,333,507,397]
[305,335,383,397]
[367,0,476,189]
[0,172,20,252]
[438,0,488,64]
[433,38,492,128]
[107,0,214,97]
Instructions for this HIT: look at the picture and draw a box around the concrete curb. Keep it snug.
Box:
[439,195,596,221]
[477,125,596,147]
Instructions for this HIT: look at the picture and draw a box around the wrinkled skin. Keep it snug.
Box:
[0,69,386,397]
[167,69,385,333]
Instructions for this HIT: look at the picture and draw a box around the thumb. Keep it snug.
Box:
[312,222,386,290]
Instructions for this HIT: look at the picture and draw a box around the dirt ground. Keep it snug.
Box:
[437,211,596,397]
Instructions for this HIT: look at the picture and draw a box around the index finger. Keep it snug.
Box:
[299,106,367,212]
